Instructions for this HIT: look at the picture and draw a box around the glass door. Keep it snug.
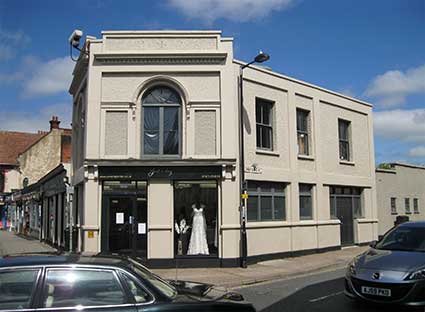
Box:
[108,197,133,253]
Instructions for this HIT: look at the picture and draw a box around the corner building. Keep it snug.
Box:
[70,30,378,267]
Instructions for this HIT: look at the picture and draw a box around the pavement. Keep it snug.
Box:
[0,230,56,257]
[153,246,369,288]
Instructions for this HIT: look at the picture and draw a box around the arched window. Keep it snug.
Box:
[142,86,181,156]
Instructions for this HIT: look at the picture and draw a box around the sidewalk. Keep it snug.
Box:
[153,246,368,288]
[0,230,56,257]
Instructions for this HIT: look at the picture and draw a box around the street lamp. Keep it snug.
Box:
[239,51,270,268]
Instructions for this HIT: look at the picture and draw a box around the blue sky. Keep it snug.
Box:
[0,0,424,164]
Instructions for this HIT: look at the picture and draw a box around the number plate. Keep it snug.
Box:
[361,286,391,297]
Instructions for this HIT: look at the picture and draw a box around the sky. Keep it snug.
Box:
[0,0,424,165]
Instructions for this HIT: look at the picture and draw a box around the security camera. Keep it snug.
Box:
[69,29,83,48]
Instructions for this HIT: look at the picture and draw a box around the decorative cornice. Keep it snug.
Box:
[94,52,227,65]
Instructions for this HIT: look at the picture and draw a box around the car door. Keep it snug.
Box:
[0,267,41,312]
[36,267,137,312]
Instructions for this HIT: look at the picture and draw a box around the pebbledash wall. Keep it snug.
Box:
[69,30,378,267]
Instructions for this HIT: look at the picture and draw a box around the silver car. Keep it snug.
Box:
[345,221,425,306]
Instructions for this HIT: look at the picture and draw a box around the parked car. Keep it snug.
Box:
[345,221,425,306]
[0,254,256,311]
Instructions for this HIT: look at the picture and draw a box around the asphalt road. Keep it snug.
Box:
[235,268,425,312]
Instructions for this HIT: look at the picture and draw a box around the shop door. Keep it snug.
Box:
[336,197,354,246]
[107,196,147,256]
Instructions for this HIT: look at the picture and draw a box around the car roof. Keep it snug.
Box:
[0,253,135,269]
[398,221,425,228]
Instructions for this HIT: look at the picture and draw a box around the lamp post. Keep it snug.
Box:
[239,51,270,268]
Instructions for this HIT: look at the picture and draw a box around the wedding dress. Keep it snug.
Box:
[187,206,209,255]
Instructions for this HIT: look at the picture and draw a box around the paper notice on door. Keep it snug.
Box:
[138,223,146,234]
[116,212,124,224]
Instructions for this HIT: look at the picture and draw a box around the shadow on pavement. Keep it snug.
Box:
[261,277,424,312]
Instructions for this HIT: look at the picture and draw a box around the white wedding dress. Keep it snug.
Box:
[187,207,209,255]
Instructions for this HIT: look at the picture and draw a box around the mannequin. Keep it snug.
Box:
[187,204,209,255]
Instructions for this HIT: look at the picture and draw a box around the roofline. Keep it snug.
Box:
[233,59,373,108]
[101,30,222,35]
[389,162,425,170]
[375,168,396,174]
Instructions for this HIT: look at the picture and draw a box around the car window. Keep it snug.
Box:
[43,269,127,308]
[121,272,153,303]
[376,226,425,252]
[128,259,177,299]
[0,269,39,310]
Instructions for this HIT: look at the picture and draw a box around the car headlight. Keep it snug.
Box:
[406,268,425,281]
[347,260,357,276]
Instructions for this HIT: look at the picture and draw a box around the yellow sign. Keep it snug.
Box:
[88,231,94,239]
[241,193,248,199]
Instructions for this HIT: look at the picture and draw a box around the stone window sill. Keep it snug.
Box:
[339,160,355,166]
[298,154,315,161]
[256,149,280,157]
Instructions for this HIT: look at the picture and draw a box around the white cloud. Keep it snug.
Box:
[365,64,425,107]
[22,56,74,97]
[408,146,425,158]
[373,109,425,143]
[0,28,30,61]
[0,103,72,132]
[168,0,297,23]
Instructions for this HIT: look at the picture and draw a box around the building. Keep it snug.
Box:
[0,130,44,230]
[14,116,72,244]
[69,30,377,267]
[376,163,425,235]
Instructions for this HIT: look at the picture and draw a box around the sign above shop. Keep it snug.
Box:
[99,166,222,180]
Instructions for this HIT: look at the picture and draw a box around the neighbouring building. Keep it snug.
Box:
[3,117,72,247]
[69,30,377,267]
[0,130,44,230]
[376,163,425,235]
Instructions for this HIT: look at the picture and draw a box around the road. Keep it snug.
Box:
[235,268,425,312]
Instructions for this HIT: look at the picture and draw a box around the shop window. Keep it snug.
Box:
[256,98,274,150]
[299,184,313,220]
[413,198,419,214]
[173,181,218,257]
[338,119,351,161]
[142,86,181,157]
[297,109,310,155]
[391,197,397,214]
[247,181,285,222]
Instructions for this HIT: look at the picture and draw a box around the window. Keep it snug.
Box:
[330,186,363,219]
[247,181,285,221]
[256,99,273,150]
[0,171,4,192]
[43,269,126,308]
[391,197,397,214]
[405,198,411,214]
[338,119,351,161]
[173,181,218,257]
[121,273,152,303]
[413,198,419,213]
[299,184,313,220]
[142,86,181,156]
[297,109,310,155]
[0,269,40,310]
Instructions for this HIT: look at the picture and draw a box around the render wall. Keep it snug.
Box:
[18,131,62,186]
[240,64,378,256]
[376,166,425,234]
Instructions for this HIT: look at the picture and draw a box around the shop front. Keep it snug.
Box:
[98,165,223,266]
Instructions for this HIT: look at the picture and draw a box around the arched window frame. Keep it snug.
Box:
[141,85,182,158]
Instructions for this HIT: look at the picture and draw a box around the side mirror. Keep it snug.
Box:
[378,235,383,241]
[369,240,378,248]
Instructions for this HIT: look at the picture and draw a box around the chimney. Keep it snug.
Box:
[49,116,60,130]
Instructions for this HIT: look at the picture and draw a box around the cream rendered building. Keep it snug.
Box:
[376,163,425,235]
[69,30,378,267]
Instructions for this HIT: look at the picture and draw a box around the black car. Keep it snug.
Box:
[0,254,255,311]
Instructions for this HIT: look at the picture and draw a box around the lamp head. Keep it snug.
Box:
[254,51,270,63]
